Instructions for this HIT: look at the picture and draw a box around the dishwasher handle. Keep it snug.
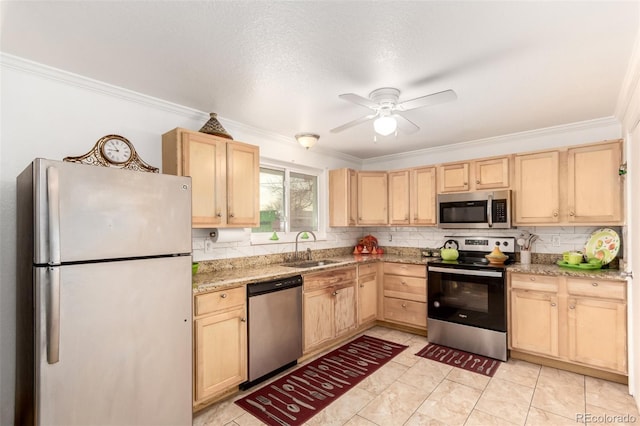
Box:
[247,275,303,297]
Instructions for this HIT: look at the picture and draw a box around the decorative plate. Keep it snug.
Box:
[583,228,620,265]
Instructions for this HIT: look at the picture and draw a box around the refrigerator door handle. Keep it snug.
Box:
[47,266,61,364]
[46,166,61,265]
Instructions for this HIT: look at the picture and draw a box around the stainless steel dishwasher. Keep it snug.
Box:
[241,275,303,389]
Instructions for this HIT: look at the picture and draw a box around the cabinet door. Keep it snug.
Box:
[567,297,627,373]
[475,157,510,190]
[410,167,436,225]
[438,163,469,193]
[510,289,559,357]
[303,289,334,353]
[514,151,560,224]
[358,273,378,325]
[567,141,622,223]
[334,282,357,337]
[194,307,247,403]
[358,172,388,225]
[182,132,226,227]
[329,168,357,226]
[226,142,260,226]
[388,170,410,225]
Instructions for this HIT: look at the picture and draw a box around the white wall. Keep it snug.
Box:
[0,52,633,424]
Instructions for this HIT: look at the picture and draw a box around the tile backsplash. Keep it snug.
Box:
[192,225,624,263]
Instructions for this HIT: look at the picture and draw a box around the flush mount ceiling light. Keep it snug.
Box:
[373,113,397,136]
[295,133,319,149]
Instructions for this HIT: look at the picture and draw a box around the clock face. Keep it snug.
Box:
[101,137,132,164]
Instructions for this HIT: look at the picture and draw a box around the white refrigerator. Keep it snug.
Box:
[15,159,193,425]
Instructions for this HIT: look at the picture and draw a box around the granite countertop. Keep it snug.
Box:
[192,255,626,294]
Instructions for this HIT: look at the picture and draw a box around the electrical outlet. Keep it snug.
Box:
[204,239,214,253]
[552,235,561,247]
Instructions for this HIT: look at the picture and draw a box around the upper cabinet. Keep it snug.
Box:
[514,151,560,224]
[162,128,260,228]
[388,170,410,225]
[410,166,437,225]
[438,156,510,193]
[357,171,388,225]
[329,168,358,227]
[513,140,623,226]
[567,141,623,224]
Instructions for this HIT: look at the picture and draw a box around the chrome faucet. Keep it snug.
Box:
[295,231,317,261]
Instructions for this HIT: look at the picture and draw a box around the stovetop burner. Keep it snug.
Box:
[428,236,516,270]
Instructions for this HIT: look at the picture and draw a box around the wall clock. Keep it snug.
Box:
[64,134,159,173]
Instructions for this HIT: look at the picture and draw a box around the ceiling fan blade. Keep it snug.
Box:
[330,114,377,133]
[393,113,420,134]
[338,93,379,110]
[396,89,457,111]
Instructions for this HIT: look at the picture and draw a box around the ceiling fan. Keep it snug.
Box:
[330,87,457,136]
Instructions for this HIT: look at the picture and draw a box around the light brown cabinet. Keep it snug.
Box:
[567,141,623,223]
[388,170,410,225]
[410,166,437,225]
[162,128,260,228]
[382,263,427,329]
[357,171,388,225]
[438,156,510,193]
[303,267,357,353]
[514,140,623,225]
[193,286,247,408]
[357,263,378,325]
[329,168,358,226]
[509,272,627,374]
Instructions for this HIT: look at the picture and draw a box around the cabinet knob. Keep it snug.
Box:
[240,317,247,322]
[570,211,575,216]
[220,293,227,298]
[592,282,599,287]
[229,213,235,218]
[464,182,468,186]
[401,303,407,308]
[530,277,536,281]
[553,210,559,217]
[359,284,364,288]
[216,212,222,217]
[332,291,338,296]
[569,305,575,310]
[550,302,556,307]
[401,280,407,285]
[476,180,480,184]
[359,217,362,220]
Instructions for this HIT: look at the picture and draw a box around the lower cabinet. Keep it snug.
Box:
[193,286,247,408]
[358,263,378,325]
[382,262,427,329]
[303,266,357,353]
[509,273,627,374]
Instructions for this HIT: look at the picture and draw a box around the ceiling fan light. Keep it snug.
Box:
[295,133,319,149]
[373,116,397,136]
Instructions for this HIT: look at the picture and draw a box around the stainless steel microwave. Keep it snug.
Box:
[437,190,511,229]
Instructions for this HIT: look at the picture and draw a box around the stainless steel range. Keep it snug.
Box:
[427,236,515,361]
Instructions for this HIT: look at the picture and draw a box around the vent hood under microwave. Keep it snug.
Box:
[437,190,511,229]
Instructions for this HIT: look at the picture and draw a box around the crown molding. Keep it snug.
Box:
[615,22,640,132]
[1,52,362,165]
[362,116,621,166]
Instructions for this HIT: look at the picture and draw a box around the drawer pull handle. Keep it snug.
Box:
[220,293,228,299]
[592,282,598,287]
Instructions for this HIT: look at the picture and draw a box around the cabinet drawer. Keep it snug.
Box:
[383,297,427,328]
[383,262,426,278]
[383,275,426,302]
[510,273,559,293]
[194,286,245,317]
[358,263,377,277]
[567,278,626,301]
[304,267,357,292]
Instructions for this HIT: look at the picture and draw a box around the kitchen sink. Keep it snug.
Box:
[281,259,340,268]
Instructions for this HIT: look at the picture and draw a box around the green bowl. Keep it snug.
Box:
[192,262,199,275]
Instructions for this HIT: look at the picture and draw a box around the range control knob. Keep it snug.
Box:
[433,301,440,308]
[503,241,509,246]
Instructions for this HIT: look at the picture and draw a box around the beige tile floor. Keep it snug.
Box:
[193,326,639,426]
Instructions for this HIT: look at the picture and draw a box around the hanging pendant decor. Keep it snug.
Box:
[199,112,233,140]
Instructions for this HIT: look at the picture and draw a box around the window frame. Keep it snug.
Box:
[250,159,326,245]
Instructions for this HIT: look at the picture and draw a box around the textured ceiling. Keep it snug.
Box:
[2,1,638,159]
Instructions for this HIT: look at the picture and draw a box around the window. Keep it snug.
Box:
[252,165,319,235]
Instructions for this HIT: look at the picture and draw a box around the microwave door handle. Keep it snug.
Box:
[487,194,493,228]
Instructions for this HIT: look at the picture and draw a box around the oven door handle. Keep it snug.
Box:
[428,266,503,278]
